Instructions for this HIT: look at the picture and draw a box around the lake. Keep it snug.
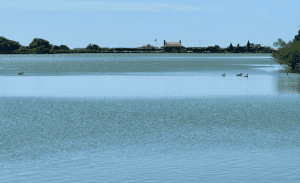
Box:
[0,53,299,182]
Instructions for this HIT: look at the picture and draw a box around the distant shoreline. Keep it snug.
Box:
[1,37,275,54]
[1,52,273,55]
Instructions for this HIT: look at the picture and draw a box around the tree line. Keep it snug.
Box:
[0,37,274,54]
[272,29,300,73]
[0,37,71,54]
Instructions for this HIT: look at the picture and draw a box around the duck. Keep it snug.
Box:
[222,73,226,76]
[236,73,243,76]
[18,72,24,75]
[244,74,248,78]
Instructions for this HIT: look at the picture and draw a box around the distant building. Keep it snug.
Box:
[140,44,155,48]
[163,40,182,47]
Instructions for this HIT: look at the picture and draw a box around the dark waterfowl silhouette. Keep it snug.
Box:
[244,74,248,78]
[236,73,243,76]
[222,73,226,76]
[18,72,24,75]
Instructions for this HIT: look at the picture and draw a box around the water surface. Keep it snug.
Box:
[0,53,299,182]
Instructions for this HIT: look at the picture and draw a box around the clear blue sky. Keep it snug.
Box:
[1,0,299,49]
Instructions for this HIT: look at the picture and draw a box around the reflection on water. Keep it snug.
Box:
[277,74,300,94]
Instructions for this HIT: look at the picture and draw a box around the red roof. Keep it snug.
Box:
[164,42,181,47]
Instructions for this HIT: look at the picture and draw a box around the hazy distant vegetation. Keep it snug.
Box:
[0,37,275,55]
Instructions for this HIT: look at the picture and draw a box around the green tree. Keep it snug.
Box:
[164,47,171,52]
[227,43,233,52]
[253,44,261,53]
[50,45,60,53]
[234,43,241,53]
[214,45,221,52]
[246,40,251,52]
[273,38,292,49]
[17,46,31,54]
[293,30,300,43]
[86,44,101,50]
[207,45,221,53]
[0,36,22,53]
[59,45,70,50]
[29,38,52,49]
[29,38,52,54]
[250,43,255,53]
[272,30,300,72]
[36,45,50,54]
[101,47,110,52]
[240,46,246,53]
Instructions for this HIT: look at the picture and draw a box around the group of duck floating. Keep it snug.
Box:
[222,73,248,77]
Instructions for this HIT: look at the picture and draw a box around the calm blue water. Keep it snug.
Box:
[0,53,299,182]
